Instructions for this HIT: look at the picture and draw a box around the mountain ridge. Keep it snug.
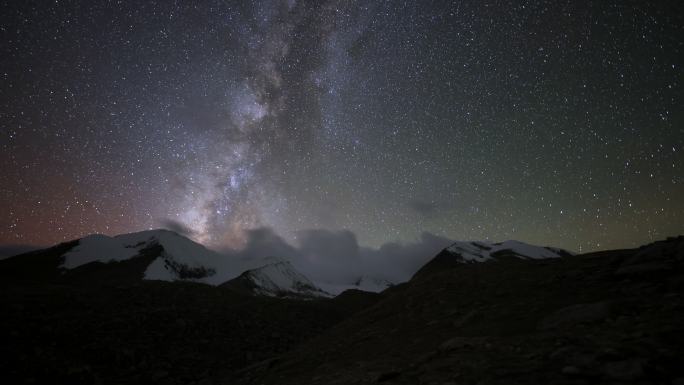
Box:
[0,230,332,298]
[221,259,332,299]
[1,229,582,298]
[413,239,574,278]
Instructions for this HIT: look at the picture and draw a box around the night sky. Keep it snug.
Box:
[1,1,682,253]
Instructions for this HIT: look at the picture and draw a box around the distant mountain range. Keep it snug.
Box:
[2,231,682,384]
[0,229,574,299]
[0,230,327,298]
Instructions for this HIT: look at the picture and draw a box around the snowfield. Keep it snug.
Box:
[445,240,573,262]
[62,230,225,283]
[241,259,333,298]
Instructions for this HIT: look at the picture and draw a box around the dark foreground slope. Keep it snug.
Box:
[238,237,684,385]
[0,279,379,385]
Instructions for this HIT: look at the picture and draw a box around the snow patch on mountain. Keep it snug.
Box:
[353,275,394,292]
[61,230,225,282]
[445,240,572,262]
[58,230,327,291]
[315,275,394,295]
[62,234,142,269]
[242,260,332,298]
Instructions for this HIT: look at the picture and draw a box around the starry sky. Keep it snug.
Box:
[1,0,682,253]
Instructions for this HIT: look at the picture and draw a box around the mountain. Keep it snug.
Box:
[0,229,335,299]
[221,259,332,299]
[2,234,682,384]
[238,236,684,385]
[0,229,225,284]
[66,230,224,281]
[413,239,574,278]
[0,234,577,297]
[353,275,394,292]
[0,234,571,296]
[0,244,39,260]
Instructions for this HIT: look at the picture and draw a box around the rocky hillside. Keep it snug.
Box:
[237,236,684,385]
[0,278,380,385]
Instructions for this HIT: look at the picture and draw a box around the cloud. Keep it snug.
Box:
[235,227,299,260]
[298,229,360,262]
[366,232,454,281]
[221,227,454,285]
[296,229,362,282]
[408,199,438,216]
[160,219,198,238]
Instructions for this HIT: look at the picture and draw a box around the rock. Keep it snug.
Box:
[602,359,645,381]
[151,370,169,380]
[438,337,478,352]
[66,364,91,375]
[159,378,177,385]
[615,262,670,277]
[376,370,401,382]
[561,366,581,376]
[540,301,614,330]
[453,310,478,328]
[549,346,574,360]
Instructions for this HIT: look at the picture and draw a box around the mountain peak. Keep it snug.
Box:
[59,229,221,283]
[413,239,574,279]
[222,259,331,299]
[445,240,574,263]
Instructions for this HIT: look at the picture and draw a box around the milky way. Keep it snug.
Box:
[1,1,682,252]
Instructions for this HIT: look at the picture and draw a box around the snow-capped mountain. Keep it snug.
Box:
[444,240,574,262]
[353,275,394,292]
[413,240,574,278]
[61,230,224,282]
[315,241,571,295]
[1,230,576,299]
[221,258,332,299]
[1,229,333,298]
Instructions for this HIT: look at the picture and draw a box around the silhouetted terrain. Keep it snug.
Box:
[0,279,378,384]
[238,236,684,384]
[1,236,683,385]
